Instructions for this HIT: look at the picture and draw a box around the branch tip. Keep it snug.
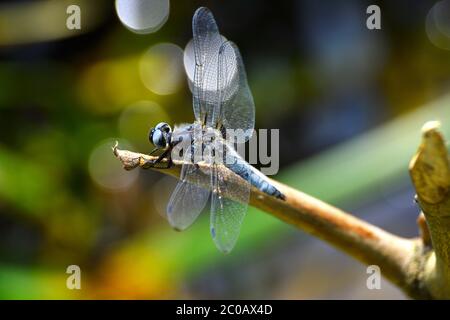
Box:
[408,121,450,299]
[421,120,441,135]
[112,141,119,157]
[409,121,450,204]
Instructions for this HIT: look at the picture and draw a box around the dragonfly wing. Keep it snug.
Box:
[215,41,255,142]
[166,149,210,231]
[210,160,250,253]
[192,7,224,125]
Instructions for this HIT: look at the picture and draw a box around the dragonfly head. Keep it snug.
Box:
[149,122,172,148]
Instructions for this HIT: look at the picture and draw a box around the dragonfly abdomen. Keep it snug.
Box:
[226,157,285,200]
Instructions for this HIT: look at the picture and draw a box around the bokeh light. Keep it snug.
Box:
[426,0,450,50]
[115,0,170,34]
[78,55,152,115]
[88,139,139,191]
[432,0,450,38]
[140,43,184,95]
[118,100,170,152]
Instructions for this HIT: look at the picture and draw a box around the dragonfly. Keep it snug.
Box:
[147,7,285,253]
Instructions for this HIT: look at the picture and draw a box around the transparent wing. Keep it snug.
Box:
[209,145,250,253]
[192,7,224,125]
[166,144,210,231]
[192,8,255,141]
[215,41,255,142]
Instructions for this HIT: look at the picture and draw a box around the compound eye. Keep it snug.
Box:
[148,128,155,143]
[152,129,165,147]
[156,122,171,133]
[155,122,165,130]
[162,124,171,133]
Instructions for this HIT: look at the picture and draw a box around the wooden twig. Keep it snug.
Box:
[409,121,450,299]
[112,125,450,299]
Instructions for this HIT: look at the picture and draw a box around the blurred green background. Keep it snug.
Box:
[0,0,449,299]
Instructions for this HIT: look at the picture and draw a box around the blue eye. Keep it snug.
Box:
[148,128,155,142]
[152,130,165,147]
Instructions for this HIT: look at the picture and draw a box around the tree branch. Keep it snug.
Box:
[112,127,448,299]
[409,121,450,299]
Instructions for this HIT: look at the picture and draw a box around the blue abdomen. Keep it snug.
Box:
[226,157,285,200]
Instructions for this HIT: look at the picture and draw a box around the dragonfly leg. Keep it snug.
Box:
[164,139,183,168]
[158,148,173,168]
[142,147,172,168]
[149,147,159,156]
[144,137,184,168]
